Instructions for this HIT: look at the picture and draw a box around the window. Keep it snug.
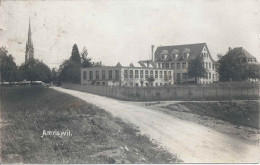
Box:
[145,70,148,78]
[124,70,128,78]
[209,63,211,69]
[164,71,167,78]
[158,63,161,68]
[135,70,139,78]
[168,71,172,78]
[155,71,158,78]
[115,70,120,80]
[96,71,99,80]
[183,73,188,79]
[150,70,153,77]
[212,64,215,70]
[162,63,165,68]
[83,71,87,80]
[130,70,133,78]
[213,74,215,79]
[89,71,93,80]
[177,63,180,69]
[182,62,186,69]
[205,62,208,69]
[166,63,169,68]
[209,73,211,79]
[108,70,112,79]
[171,63,175,69]
[140,70,144,78]
[184,53,189,59]
[102,70,106,79]
[160,71,163,78]
[171,54,176,60]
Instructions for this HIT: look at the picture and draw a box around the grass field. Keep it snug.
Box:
[0,86,180,163]
[164,101,259,129]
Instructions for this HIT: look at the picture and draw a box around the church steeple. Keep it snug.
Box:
[25,17,34,64]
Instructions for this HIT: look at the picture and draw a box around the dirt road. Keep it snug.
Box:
[54,87,259,163]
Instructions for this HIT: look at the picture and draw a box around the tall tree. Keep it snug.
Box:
[59,60,81,83]
[0,47,18,82]
[70,44,81,64]
[218,54,244,81]
[81,47,92,68]
[187,55,206,83]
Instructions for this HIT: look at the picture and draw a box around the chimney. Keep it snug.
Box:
[151,45,155,62]
[228,47,232,52]
[100,61,102,66]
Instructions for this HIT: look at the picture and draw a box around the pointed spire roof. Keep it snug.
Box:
[27,17,33,46]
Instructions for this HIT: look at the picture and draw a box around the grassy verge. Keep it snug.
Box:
[0,86,181,163]
[164,101,259,129]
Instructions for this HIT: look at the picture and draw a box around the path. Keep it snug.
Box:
[53,87,260,163]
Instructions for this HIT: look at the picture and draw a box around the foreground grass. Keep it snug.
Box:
[165,101,259,129]
[1,86,181,163]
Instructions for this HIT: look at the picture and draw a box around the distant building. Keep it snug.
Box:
[81,63,174,87]
[226,47,257,64]
[147,43,219,84]
[25,19,34,64]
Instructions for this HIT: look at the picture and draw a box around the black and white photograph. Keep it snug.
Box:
[0,0,259,164]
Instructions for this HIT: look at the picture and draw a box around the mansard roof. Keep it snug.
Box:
[154,43,207,61]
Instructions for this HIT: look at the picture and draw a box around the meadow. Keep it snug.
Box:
[0,86,180,163]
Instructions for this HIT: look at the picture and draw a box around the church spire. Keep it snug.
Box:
[25,17,34,64]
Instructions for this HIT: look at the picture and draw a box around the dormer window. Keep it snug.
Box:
[183,48,191,59]
[171,49,179,60]
[171,54,176,60]
[160,50,169,60]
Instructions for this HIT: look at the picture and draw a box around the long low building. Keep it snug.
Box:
[81,63,174,87]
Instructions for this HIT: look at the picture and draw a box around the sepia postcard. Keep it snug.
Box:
[0,0,259,164]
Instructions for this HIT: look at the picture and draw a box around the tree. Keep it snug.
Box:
[187,55,206,83]
[81,47,92,68]
[51,68,60,85]
[0,47,18,82]
[59,60,81,83]
[19,59,52,83]
[70,44,81,64]
[244,64,260,80]
[146,76,155,86]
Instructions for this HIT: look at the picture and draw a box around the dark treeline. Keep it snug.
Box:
[0,44,93,85]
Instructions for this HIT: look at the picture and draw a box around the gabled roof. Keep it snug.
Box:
[228,47,256,59]
[116,62,122,67]
[154,43,206,61]
[129,63,135,67]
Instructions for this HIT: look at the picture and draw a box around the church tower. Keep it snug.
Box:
[25,18,34,64]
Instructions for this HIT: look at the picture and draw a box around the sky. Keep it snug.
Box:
[0,0,259,69]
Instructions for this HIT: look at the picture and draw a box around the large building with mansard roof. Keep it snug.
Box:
[152,43,219,84]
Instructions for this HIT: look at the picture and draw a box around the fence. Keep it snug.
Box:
[62,82,259,101]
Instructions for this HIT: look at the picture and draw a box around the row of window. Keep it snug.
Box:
[157,62,187,69]
[125,70,172,79]
[83,70,120,80]
[201,52,209,58]
[160,53,190,61]
[204,73,218,79]
[83,70,173,81]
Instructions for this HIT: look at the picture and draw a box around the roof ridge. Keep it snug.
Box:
[157,43,205,48]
